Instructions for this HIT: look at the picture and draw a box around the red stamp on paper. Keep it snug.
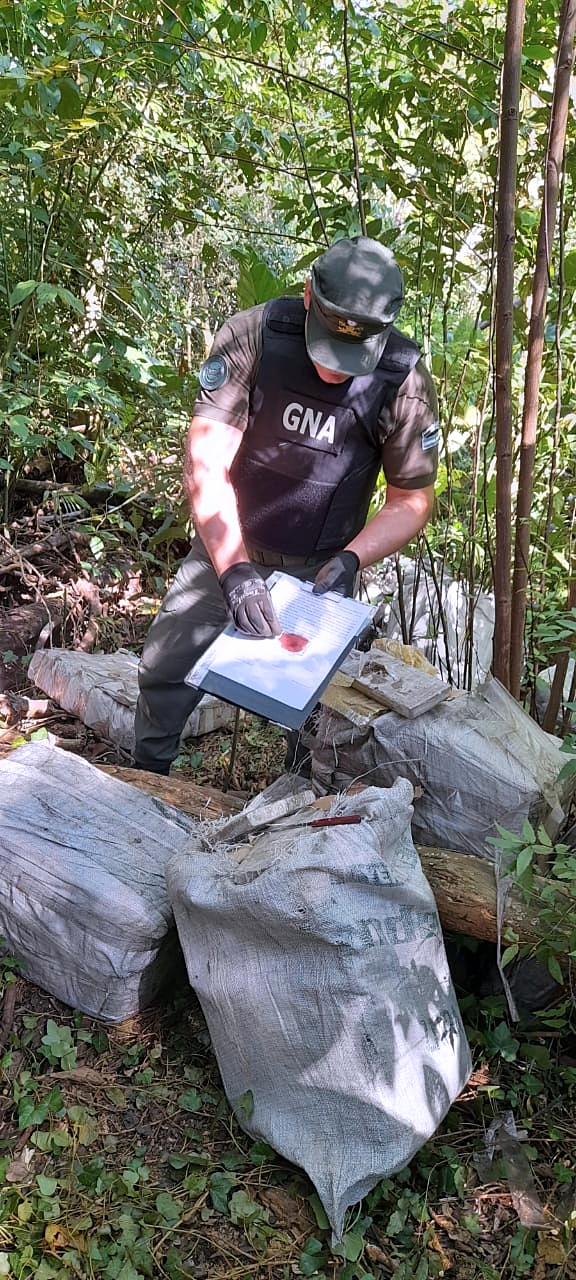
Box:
[279,633,308,653]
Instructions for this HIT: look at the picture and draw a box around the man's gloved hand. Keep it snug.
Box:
[312,550,360,598]
[219,562,282,638]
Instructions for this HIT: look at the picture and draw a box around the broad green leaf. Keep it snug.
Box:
[308,1192,330,1229]
[229,1188,269,1225]
[35,283,59,307]
[523,44,554,60]
[54,77,82,120]
[57,436,76,459]
[521,819,536,843]
[250,20,268,52]
[38,80,61,111]
[233,1088,254,1121]
[233,249,284,308]
[155,1191,181,1222]
[547,954,564,986]
[558,758,576,783]
[487,1021,520,1062]
[209,1170,237,1214]
[177,1088,201,1112]
[36,1174,58,1197]
[515,847,533,878]
[57,286,84,314]
[300,1237,325,1276]
[386,1208,407,1235]
[8,416,33,437]
[340,1231,364,1262]
[9,279,37,306]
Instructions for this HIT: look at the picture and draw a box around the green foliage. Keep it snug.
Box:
[559,712,576,784]
[2,13,576,1271]
[1,0,573,580]
[40,1020,77,1071]
[489,818,576,990]
[1,918,576,1279]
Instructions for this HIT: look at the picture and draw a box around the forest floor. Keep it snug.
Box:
[1,501,576,1280]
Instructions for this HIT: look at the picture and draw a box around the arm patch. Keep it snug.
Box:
[199,354,230,391]
[421,423,440,451]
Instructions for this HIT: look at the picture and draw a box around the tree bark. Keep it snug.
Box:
[0,602,62,692]
[510,0,576,699]
[97,763,247,820]
[493,0,526,689]
[416,844,542,948]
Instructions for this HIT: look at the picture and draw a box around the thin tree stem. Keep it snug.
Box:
[342,0,366,235]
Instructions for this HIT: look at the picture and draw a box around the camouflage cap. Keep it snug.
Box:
[306,236,404,377]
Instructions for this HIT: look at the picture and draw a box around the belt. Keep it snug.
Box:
[245,544,329,570]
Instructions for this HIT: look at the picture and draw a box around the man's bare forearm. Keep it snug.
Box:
[184,416,249,576]
[345,484,434,569]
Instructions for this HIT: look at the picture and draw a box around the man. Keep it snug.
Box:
[134,236,439,775]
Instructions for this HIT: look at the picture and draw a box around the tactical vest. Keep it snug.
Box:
[230,296,421,556]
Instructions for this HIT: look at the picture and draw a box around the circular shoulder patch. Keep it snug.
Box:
[199,354,230,391]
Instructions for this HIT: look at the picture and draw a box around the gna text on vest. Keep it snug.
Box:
[283,402,337,444]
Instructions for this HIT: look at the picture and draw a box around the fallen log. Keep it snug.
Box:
[4,479,138,507]
[0,602,58,653]
[416,844,542,949]
[93,764,551,954]
[97,763,246,821]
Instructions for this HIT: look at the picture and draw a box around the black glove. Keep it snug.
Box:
[219,562,282,638]
[312,550,360,598]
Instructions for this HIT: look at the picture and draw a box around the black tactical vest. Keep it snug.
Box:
[230,296,420,556]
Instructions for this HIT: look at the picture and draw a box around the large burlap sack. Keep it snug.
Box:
[0,742,203,1022]
[312,675,573,858]
[167,781,472,1237]
[28,648,236,753]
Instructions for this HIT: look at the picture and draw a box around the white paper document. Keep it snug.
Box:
[186,572,375,728]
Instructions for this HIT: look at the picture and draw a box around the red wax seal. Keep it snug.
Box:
[279,632,308,653]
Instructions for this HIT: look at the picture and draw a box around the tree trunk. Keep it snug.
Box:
[493,0,526,689]
[509,0,576,698]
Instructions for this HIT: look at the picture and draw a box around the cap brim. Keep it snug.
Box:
[305,307,391,377]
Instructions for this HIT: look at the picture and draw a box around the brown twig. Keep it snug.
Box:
[0,980,20,1047]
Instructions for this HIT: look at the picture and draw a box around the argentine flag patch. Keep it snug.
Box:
[421,422,440,451]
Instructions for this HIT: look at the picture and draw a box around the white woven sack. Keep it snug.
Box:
[167,780,472,1237]
[28,648,237,752]
[0,742,203,1022]
[312,675,573,858]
